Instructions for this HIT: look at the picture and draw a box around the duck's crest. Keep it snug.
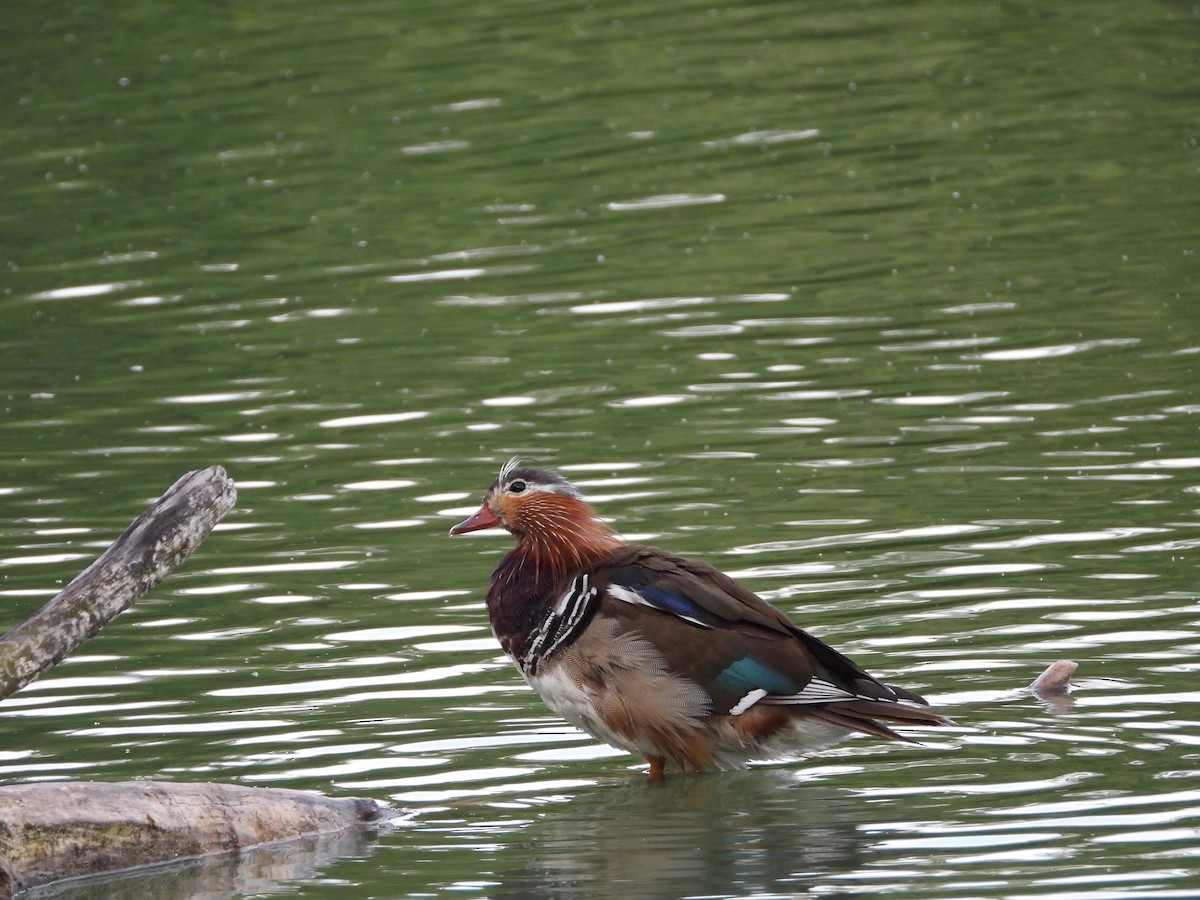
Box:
[498,455,523,484]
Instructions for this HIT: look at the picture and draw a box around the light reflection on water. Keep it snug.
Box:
[17,550,1200,895]
[4,0,1200,896]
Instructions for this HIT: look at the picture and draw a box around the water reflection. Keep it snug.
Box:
[445,772,868,900]
[23,826,379,900]
[3,0,1200,895]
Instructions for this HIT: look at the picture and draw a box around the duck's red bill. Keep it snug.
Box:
[449,505,501,535]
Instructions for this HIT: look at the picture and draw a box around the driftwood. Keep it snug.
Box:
[0,468,393,897]
[0,781,384,898]
[0,466,237,701]
[1026,659,1078,715]
[1027,659,1077,695]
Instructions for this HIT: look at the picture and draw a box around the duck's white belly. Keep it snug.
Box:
[519,616,712,761]
[526,664,645,756]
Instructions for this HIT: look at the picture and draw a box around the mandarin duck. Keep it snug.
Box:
[450,459,950,779]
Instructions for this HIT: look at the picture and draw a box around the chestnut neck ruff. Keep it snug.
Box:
[486,490,621,662]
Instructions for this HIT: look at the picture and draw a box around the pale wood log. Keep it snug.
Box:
[0,781,384,897]
[1028,659,1078,695]
[0,466,236,700]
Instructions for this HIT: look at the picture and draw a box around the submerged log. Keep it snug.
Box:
[0,465,236,701]
[1026,659,1078,715]
[1028,659,1078,696]
[0,781,385,898]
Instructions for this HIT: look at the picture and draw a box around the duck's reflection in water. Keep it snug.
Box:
[490,769,870,899]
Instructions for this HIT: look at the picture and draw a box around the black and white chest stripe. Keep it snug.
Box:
[520,574,598,675]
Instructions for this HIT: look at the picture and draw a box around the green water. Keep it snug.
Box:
[2,1,1199,897]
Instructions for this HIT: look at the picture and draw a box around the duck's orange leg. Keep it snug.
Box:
[647,755,666,783]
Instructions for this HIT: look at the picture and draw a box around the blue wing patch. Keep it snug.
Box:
[716,655,799,697]
[639,585,711,622]
[607,584,711,628]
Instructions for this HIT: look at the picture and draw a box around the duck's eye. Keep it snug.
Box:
[508,480,527,494]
